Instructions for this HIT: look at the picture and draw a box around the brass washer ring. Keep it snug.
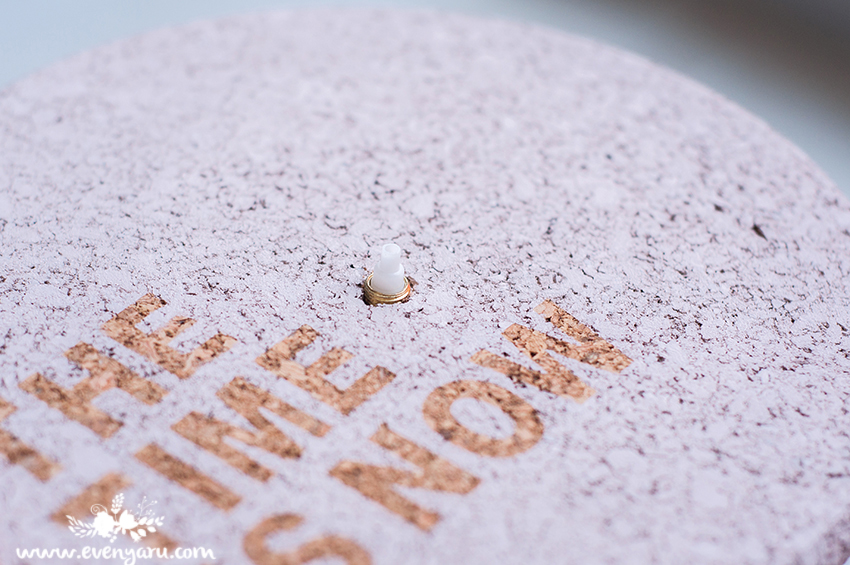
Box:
[363,274,412,305]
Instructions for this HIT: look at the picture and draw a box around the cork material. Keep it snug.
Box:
[244,514,371,565]
[1,8,849,565]
[330,424,480,531]
[0,396,60,481]
[103,294,236,380]
[66,342,167,405]
[470,299,632,403]
[530,299,632,373]
[422,380,544,457]
[134,444,241,511]
[171,377,330,481]
[257,326,397,415]
[19,372,124,438]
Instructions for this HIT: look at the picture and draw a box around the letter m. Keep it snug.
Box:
[172,377,330,482]
[471,300,631,402]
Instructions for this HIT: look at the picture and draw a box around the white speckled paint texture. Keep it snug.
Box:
[1,9,849,564]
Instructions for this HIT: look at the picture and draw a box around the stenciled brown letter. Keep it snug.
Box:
[472,300,631,402]
[103,294,235,379]
[257,325,394,415]
[330,424,479,530]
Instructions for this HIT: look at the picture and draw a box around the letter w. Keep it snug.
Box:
[471,300,631,403]
[330,424,479,531]
[172,377,329,481]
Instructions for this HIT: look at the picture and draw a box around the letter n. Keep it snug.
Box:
[330,424,479,530]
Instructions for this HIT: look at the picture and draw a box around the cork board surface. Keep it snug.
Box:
[1,8,850,564]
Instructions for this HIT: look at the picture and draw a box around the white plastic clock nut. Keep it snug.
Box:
[363,243,412,305]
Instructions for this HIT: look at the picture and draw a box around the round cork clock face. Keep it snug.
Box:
[1,9,849,564]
